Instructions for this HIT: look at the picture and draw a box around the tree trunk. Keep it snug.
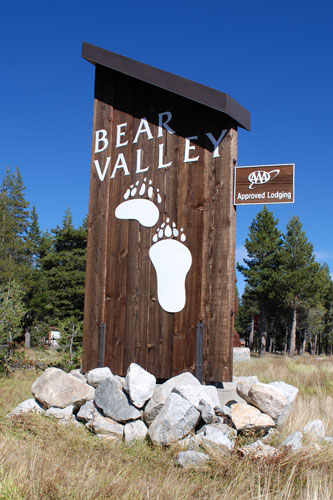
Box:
[259,307,267,357]
[288,308,297,357]
[249,316,254,351]
[25,330,30,349]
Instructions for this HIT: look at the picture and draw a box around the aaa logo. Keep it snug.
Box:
[248,169,280,189]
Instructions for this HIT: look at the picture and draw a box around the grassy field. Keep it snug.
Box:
[0,355,332,499]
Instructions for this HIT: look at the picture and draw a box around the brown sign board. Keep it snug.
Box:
[234,164,295,205]
[81,42,250,383]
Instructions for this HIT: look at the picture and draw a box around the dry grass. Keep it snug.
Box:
[0,356,331,499]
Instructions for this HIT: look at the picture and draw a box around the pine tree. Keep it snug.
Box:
[278,216,327,357]
[41,209,87,324]
[237,207,282,356]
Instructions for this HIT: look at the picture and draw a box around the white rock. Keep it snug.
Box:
[202,385,221,409]
[196,424,234,451]
[32,368,95,409]
[231,403,275,431]
[239,440,280,458]
[85,367,113,388]
[172,385,219,414]
[175,451,210,468]
[86,413,124,438]
[125,363,156,408]
[303,420,325,441]
[7,398,45,417]
[77,400,96,422]
[45,405,74,420]
[281,431,303,451]
[148,392,200,446]
[69,369,86,383]
[268,381,298,426]
[160,372,201,400]
[233,347,251,362]
[124,420,148,444]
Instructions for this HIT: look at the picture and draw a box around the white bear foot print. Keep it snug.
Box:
[149,218,192,313]
[115,178,162,227]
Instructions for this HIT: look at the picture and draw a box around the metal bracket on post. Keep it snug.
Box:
[98,323,105,368]
[195,321,203,383]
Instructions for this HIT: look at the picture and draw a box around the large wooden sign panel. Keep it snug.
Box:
[82,44,250,382]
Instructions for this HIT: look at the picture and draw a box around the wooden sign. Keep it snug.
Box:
[82,42,250,383]
[234,164,295,205]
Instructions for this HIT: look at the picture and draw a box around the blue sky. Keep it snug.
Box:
[1,0,332,295]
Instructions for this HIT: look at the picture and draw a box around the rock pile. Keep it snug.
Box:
[7,364,333,467]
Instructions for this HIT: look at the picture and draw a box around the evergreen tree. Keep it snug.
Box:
[278,216,328,357]
[237,207,282,356]
[0,167,30,289]
[0,280,26,344]
[41,209,87,324]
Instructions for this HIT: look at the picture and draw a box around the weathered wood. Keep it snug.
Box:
[83,50,247,382]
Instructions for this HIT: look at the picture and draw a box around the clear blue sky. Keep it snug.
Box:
[1,0,332,295]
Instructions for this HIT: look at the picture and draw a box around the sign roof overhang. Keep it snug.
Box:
[82,41,251,131]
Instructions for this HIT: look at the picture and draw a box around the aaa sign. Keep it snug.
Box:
[234,164,295,205]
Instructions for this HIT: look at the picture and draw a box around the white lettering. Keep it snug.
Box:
[94,129,108,153]
[184,136,200,163]
[157,111,176,137]
[133,118,153,143]
[135,149,149,173]
[158,143,172,169]
[206,130,227,158]
[94,157,111,181]
[110,153,130,178]
[116,123,128,148]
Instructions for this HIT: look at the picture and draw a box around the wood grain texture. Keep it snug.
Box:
[83,65,237,381]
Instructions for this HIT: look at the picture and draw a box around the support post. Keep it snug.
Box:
[98,323,105,368]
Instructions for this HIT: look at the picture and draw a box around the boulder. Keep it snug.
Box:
[32,368,95,409]
[197,420,237,439]
[85,367,113,388]
[124,420,148,444]
[86,413,124,438]
[239,440,279,458]
[94,377,141,423]
[175,451,210,468]
[196,424,234,451]
[69,369,87,383]
[77,400,96,423]
[148,392,200,446]
[45,405,74,420]
[231,403,275,432]
[281,431,303,451]
[160,372,201,400]
[124,363,156,408]
[236,381,298,426]
[6,398,45,417]
[303,420,325,441]
[198,399,217,424]
[172,384,220,414]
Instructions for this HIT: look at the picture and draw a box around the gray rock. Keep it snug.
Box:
[32,368,95,409]
[94,376,141,423]
[281,431,303,451]
[85,367,113,388]
[239,440,280,458]
[160,372,201,400]
[124,420,148,444]
[6,398,45,417]
[196,424,234,451]
[172,384,219,414]
[86,413,124,438]
[231,403,275,431]
[175,451,210,468]
[197,420,237,439]
[201,385,221,409]
[124,363,156,408]
[148,392,200,446]
[233,347,251,362]
[45,405,74,420]
[268,381,299,426]
[178,436,201,451]
[198,399,217,424]
[303,420,325,441]
[76,400,96,423]
[113,375,126,390]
